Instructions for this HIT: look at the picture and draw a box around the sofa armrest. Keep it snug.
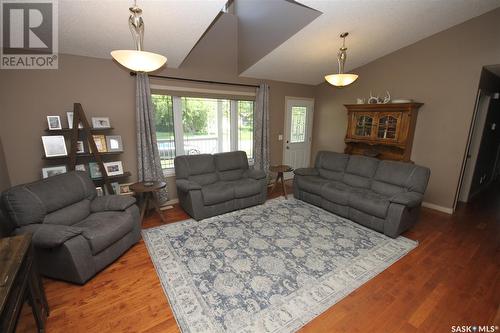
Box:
[91,195,136,212]
[390,191,423,208]
[16,224,84,249]
[294,168,319,176]
[176,179,202,192]
[244,168,266,180]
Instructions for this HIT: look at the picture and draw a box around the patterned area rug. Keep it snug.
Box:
[142,197,417,333]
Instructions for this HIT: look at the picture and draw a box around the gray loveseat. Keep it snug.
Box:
[294,151,430,238]
[175,151,267,220]
[1,171,141,284]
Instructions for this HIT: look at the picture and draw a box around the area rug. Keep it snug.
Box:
[142,197,417,333]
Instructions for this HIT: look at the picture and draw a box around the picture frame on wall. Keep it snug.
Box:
[42,135,68,157]
[91,117,111,129]
[92,135,107,152]
[88,162,103,179]
[67,112,83,129]
[47,116,62,130]
[104,161,123,176]
[42,165,67,179]
[106,135,123,152]
[76,140,85,154]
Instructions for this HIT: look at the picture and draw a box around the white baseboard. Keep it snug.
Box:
[422,202,454,214]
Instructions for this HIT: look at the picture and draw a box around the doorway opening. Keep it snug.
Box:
[455,65,500,209]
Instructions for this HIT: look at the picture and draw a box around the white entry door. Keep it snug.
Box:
[283,97,314,179]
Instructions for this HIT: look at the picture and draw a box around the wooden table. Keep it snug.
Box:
[130,181,167,223]
[0,235,49,333]
[269,165,293,199]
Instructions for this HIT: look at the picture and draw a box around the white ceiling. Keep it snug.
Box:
[241,0,500,85]
[59,0,226,68]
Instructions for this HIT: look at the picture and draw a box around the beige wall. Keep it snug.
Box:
[312,8,500,210]
[0,54,315,199]
[0,137,10,192]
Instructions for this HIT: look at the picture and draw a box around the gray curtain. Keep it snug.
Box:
[136,72,168,203]
[253,83,270,173]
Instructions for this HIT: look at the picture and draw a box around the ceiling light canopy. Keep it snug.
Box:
[325,32,358,87]
[111,2,167,73]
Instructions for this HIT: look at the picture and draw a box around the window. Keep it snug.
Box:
[152,94,254,171]
[290,106,307,143]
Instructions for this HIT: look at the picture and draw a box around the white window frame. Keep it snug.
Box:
[152,93,255,176]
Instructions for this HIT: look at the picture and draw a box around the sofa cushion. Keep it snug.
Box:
[349,190,390,219]
[76,211,135,255]
[215,151,249,181]
[201,182,235,205]
[321,182,355,205]
[372,160,430,195]
[174,154,218,185]
[295,176,327,195]
[343,155,379,189]
[44,199,91,226]
[315,151,349,181]
[1,171,95,227]
[228,179,262,198]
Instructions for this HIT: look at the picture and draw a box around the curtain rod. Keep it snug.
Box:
[129,72,260,88]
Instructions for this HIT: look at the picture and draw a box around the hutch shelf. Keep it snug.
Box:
[344,103,423,161]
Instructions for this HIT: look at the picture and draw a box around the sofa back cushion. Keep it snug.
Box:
[214,151,249,181]
[342,155,379,189]
[174,154,218,185]
[315,151,349,181]
[372,160,431,195]
[1,171,96,227]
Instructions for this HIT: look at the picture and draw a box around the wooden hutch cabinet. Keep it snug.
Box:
[344,103,423,161]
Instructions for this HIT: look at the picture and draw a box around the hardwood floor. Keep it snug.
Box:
[25,182,500,332]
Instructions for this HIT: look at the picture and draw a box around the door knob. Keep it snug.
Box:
[286,146,290,149]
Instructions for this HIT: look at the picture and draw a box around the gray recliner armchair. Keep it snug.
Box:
[1,171,141,284]
[175,151,267,220]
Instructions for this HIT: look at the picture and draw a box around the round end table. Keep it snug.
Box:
[269,165,293,199]
[130,181,167,223]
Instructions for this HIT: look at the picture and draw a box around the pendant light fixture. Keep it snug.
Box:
[324,32,358,87]
[111,1,167,73]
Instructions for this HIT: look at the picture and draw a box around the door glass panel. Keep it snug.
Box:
[354,115,373,137]
[290,106,307,143]
[377,116,398,139]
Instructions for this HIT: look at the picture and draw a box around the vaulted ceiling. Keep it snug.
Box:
[59,0,226,68]
[57,0,500,85]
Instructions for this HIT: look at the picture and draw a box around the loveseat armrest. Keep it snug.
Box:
[390,191,423,208]
[176,179,202,192]
[91,195,136,212]
[294,168,319,176]
[16,224,84,249]
[244,168,266,180]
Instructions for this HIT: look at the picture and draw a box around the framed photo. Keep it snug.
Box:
[47,116,62,130]
[42,165,67,179]
[96,187,104,197]
[88,162,103,179]
[76,140,85,154]
[119,183,134,195]
[104,161,124,176]
[111,182,120,195]
[67,112,83,129]
[75,164,87,172]
[92,135,107,152]
[106,135,123,152]
[42,135,68,157]
[92,117,111,129]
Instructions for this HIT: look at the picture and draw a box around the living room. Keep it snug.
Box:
[0,1,499,332]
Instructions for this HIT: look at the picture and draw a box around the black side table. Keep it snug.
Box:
[0,234,49,333]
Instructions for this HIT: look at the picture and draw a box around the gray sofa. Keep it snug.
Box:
[294,151,430,238]
[1,171,141,284]
[175,151,267,220]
